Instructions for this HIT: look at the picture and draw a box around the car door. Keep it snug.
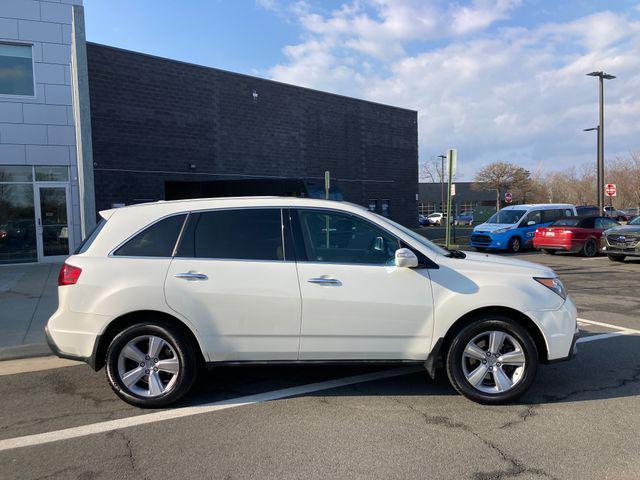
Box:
[164,208,302,361]
[290,208,434,360]
[520,209,544,244]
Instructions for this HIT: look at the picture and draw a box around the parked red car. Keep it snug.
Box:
[533,216,619,257]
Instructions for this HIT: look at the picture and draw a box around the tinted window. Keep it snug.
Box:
[177,209,284,261]
[552,218,580,227]
[542,209,563,223]
[523,210,542,225]
[296,209,400,265]
[0,44,34,96]
[75,218,107,254]
[114,214,186,257]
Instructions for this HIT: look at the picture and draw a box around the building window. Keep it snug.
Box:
[381,199,390,217]
[459,201,474,213]
[0,43,34,96]
[368,199,378,212]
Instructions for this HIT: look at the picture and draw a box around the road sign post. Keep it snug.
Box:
[445,149,457,249]
[604,184,616,208]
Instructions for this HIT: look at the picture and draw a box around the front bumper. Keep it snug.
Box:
[526,295,578,362]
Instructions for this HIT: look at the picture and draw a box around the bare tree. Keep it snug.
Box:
[419,157,445,183]
[472,161,532,210]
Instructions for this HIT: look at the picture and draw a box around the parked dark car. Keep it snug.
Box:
[533,216,618,257]
[576,205,600,217]
[603,215,640,262]
[603,206,631,222]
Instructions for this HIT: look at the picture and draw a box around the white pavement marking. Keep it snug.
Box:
[0,356,81,376]
[0,366,423,452]
[577,317,640,334]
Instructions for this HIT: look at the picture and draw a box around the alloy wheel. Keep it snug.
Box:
[461,330,526,394]
[117,335,180,398]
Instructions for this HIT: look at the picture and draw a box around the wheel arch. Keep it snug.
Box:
[93,310,206,371]
[426,305,549,377]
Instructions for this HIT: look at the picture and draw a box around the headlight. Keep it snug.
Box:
[493,227,510,234]
[534,277,567,299]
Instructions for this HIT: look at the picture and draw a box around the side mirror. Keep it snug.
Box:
[395,248,418,268]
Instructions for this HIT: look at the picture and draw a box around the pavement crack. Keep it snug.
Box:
[498,404,537,430]
[109,430,149,480]
[541,365,640,403]
[393,398,558,480]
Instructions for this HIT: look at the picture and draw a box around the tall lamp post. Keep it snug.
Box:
[437,154,446,213]
[583,126,599,205]
[586,71,616,213]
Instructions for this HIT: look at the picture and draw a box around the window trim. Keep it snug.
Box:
[173,206,289,263]
[0,41,36,99]
[108,212,189,259]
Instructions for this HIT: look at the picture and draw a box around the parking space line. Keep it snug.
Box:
[577,331,634,344]
[0,366,422,452]
[577,318,640,335]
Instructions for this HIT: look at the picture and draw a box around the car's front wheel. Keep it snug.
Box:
[106,322,199,408]
[508,236,522,253]
[608,254,626,262]
[445,317,538,404]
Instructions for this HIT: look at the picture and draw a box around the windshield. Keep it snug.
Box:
[374,214,450,256]
[486,209,526,225]
[630,216,640,225]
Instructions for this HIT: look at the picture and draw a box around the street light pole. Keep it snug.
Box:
[438,154,446,213]
[587,71,615,214]
[583,126,599,205]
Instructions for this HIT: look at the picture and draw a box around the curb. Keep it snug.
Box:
[0,343,52,362]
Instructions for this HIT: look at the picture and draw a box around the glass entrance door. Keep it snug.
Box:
[36,185,72,261]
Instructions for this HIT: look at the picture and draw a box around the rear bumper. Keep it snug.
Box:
[45,325,100,369]
[533,239,584,252]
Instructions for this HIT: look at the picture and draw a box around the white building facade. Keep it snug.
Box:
[0,0,93,264]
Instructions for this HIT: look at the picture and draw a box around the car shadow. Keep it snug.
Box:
[180,334,640,408]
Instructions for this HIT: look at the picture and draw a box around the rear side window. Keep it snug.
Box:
[595,217,618,230]
[176,209,284,261]
[578,217,595,228]
[114,214,187,257]
[75,218,107,254]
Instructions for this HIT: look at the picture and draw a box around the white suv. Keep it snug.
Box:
[47,197,578,407]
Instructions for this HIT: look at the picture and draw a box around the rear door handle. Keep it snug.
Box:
[174,272,208,281]
[307,277,342,286]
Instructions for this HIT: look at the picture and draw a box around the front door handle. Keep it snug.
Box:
[174,272,208,281]
[307,277,342,286]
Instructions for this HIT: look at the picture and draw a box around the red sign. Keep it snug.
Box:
[505,192,513,203]
[605,184,617,197]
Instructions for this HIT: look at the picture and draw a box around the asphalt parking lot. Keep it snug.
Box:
[0,253,638,480]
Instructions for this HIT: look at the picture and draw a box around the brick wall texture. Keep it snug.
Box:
[86,43,418,225]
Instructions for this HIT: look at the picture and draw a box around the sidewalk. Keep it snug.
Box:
[0,263,60,360]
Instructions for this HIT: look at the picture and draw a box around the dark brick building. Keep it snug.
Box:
[86,43,419,225]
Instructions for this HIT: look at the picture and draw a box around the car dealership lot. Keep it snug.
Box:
[1,253,639,480]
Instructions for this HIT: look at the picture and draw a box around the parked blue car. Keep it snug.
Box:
[470,204,576,253]
[454,211,474,226]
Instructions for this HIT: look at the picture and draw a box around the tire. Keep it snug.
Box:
[106,322,199,408]
[445,317,538,404]
[508,236,522,253]
[608,254,626,262]
[580,238,598,257]
[475,247,486,252]
[542,249,556,255]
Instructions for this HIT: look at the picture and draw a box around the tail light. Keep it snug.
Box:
[561,229,574,236]
[58,263,82,286]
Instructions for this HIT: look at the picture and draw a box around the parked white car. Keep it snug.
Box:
[426,212,445,226]
[47,197,578,407]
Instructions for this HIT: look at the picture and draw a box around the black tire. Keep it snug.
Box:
[608,254,626,262]
[445,317,538,405]
[508,236,522,253]
[106,322,199,408]
[542,249,556,255]
[475,247,486,252]
[580,238,598,257]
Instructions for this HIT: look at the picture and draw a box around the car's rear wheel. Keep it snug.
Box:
[508,236,522,253]
[106,322,198,408]
[445,317,538,404]
[608,254,626,262]
[580,238,598,257]
[542,249,556,255]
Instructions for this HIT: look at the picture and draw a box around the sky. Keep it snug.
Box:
[84,0,640,180]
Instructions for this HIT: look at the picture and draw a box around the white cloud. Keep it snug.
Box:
[265,2,640,178]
